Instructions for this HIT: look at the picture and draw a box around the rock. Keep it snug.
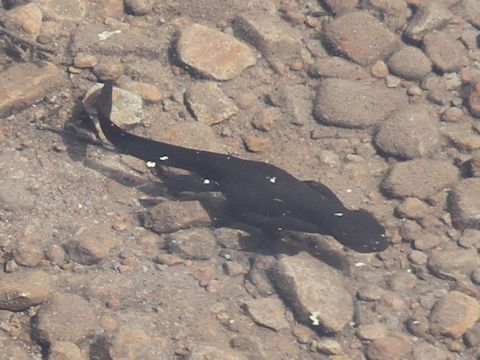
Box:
[251,107,282,132]
[34,0,86,22]
[185,82,238,125]
[308,57,369,80]
[242,296,289,331]
[458,229,480,249]
[50,341,86,360]
[387,46,432,80]
[167,228,217,260]
[34,293,97,343]
[404,2,452,41]
[382,159,458,199]
[0,179,34,211]
[411,343,448,360]
[315,338,343,355]
[427,248,480,280]
[118,80,164,103]
[214,227,255,250]
[176,23,256,81]
[0,336,33,360]
[363,0,410,31]
[375,105,440,159]
[109,327,167,359]
[73,53,98,68]
[0,270,53,311]
[467,83,480,118]
[233,12,302,64]
[371,61,389,78]
[423,31,465,73]
[395,198,431,220]
[93,58,125,80]
[313,78,401,128]
[189,344,248,360]
[83,83,143,127]
[448,178,480,229]
[0,62,67,117]
[460,0,480,28]
[124,0,152,15]
[323,12,399,66]
[356,323,388,340]
[269,84,311,125]
[243,135,270,152]
[321,0,357,15]
[66,226,120,265]
[0,3,43,41]
[429,291,480,338]
[412,232,445,251]
[14,237,44,267]
[270,252,353,333]
[144,200,212,234]
[441,107,465,122]
[366,334,412,360]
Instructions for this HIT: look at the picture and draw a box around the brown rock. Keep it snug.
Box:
[1,3,43,41]
[109,327,167,359]
[34,293,97,343]
[429,291,480,338]
[448,178,480,229]
[185,82,238,125]
[189,344,248,360]
[252,107,282,132]
[428,248,480,280]
[66,226,120,265]
[118,80,164,103]
[177,23,256,81]
[356,323,388,340]
[395,197,430,220]
[0,270,53,311]
[0,62,67,117]
[366,334,412,360]
[243,296,289,331]
[124,0,152,15]
[34,0,86,22]
[308,57,369,80]
[93,58,125,81]
[467,83,480,118]
[323,12,399,66]
[73,53,98,68]
[167,228,217,260]
[404,1,452,41]
[243,135,270,152]
[322,0,357,15]
[387,46,432,80]
[270,252,353,333]
[49,341,86,360]
[144,200,212,234]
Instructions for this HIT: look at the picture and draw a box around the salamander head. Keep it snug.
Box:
[329,209,389,253]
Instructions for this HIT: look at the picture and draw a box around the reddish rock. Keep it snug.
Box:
[467,83,480,118]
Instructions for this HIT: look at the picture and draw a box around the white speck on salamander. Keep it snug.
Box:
[334,212,344,217]
[309,312,320,326]
[98,30,121,40]
[267,177,276,183]
[203,179,210,185]
[146,161,156,168]
[159,156,169,161]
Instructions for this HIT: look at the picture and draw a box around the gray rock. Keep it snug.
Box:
[404,1,452,41]
[363,0,410,31]
[323,12,399,66]
[0,179,34,212]
[109,327,168,360]
[124,0,152,15]
[382,159,458,199]
[428,248,480,280]
[242,296,289,331]
[270,252,353,333]
[313,78,400,128]
[308,57,369,80]
[0,270,53,311]
[387,46,432,80]
[145,200,212,234]
[429,291,480,338]
[233,12,302,64]
[0,62,67,117]
[269,84,312,125]
[66,226,120,265]
[423,31,465,73]
[321,0,357,15]
[375,105,440,159]
[461,0,480,28]
[189,344,248,360]
[176,23,256,81]
[34,293,97,343]
[448,178,480,229]
[185,82,238,125]
[167,228,217,260]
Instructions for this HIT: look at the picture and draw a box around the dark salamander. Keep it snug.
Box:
[95,82,389,253]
